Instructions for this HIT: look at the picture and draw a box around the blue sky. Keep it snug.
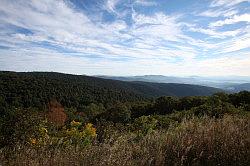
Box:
[0,0,250,76]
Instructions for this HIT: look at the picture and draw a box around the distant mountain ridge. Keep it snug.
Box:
[224,83,250,92]
[97,75,250,92]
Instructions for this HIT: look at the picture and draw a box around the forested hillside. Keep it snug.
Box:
[225,83,250,92]
[0,71,145,108]
[0,89,249,165]
[99,75,250,90]
[132,81,222,97]
[0,71,249,165]
[0,72,250,166]
[0,71,222,109]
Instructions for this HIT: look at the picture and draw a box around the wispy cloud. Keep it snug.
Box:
[134,0,157,6]
[188,27,242,39]
[199,9,238,17]
[210,0,250,7]
[0,0,249,76]
[105,0,119,14]
[210,14,250,27]
[132,12,184,42]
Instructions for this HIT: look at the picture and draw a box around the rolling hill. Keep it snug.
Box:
[224,83,250,92]
[97,75,250,91]
[0,71,222,108]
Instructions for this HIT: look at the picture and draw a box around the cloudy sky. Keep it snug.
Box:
[0,0,250,76]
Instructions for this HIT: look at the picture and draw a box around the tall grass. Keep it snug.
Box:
[1,115,249,166]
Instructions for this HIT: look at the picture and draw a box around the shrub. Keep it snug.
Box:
[191,102,240,118]
[152,115,177,128]
[46,100,67,127]
[132,116,158,135]
[0,108,44,147]
[53,121,97,148]
[1,115,249,165]
[154,96,179,114]
[100,103,131,123]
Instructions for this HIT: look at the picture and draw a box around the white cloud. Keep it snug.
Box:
[105,0,119,13]
[0,0,249,76]
[1,48,249,76]
[210,0,250,7]
[217,33,250,53]
[193,53,250,76]
[132,12,184,42]
[134,0,157,6]
[188,27,242,38]
[210,14,250,27]
[199,9,238,17]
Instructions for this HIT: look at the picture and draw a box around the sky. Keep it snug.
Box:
[0,0,250,76]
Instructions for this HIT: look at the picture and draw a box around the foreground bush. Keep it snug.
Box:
[1,115,249,166]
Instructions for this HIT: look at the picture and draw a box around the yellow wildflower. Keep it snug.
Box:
[85,123,97,137]
[70,120,81,127]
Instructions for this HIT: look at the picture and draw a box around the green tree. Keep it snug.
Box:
[229,91,250,107]
[213,92,229,102]
[132,115,158,135]
[102,103,131,123]
[178,96,207,111]
[154,96,179,114]
[84,103,105,120]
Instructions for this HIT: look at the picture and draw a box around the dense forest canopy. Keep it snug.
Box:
[0,71,222,110]
[0,71,249,125]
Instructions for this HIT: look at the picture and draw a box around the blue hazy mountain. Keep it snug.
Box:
[224,83,250,92]
[96,75,250,92]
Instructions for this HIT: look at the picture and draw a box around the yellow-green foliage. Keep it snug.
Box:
[1,115,249,165]
[132,115,158,135]
[63,121,96,146]
[29,125,49,146]
[29,120,97,148]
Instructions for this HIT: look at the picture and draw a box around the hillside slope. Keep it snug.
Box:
[131,81,222,97]
[0,71,222,108]
[224,83,250,92]
[98,75,250,90]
